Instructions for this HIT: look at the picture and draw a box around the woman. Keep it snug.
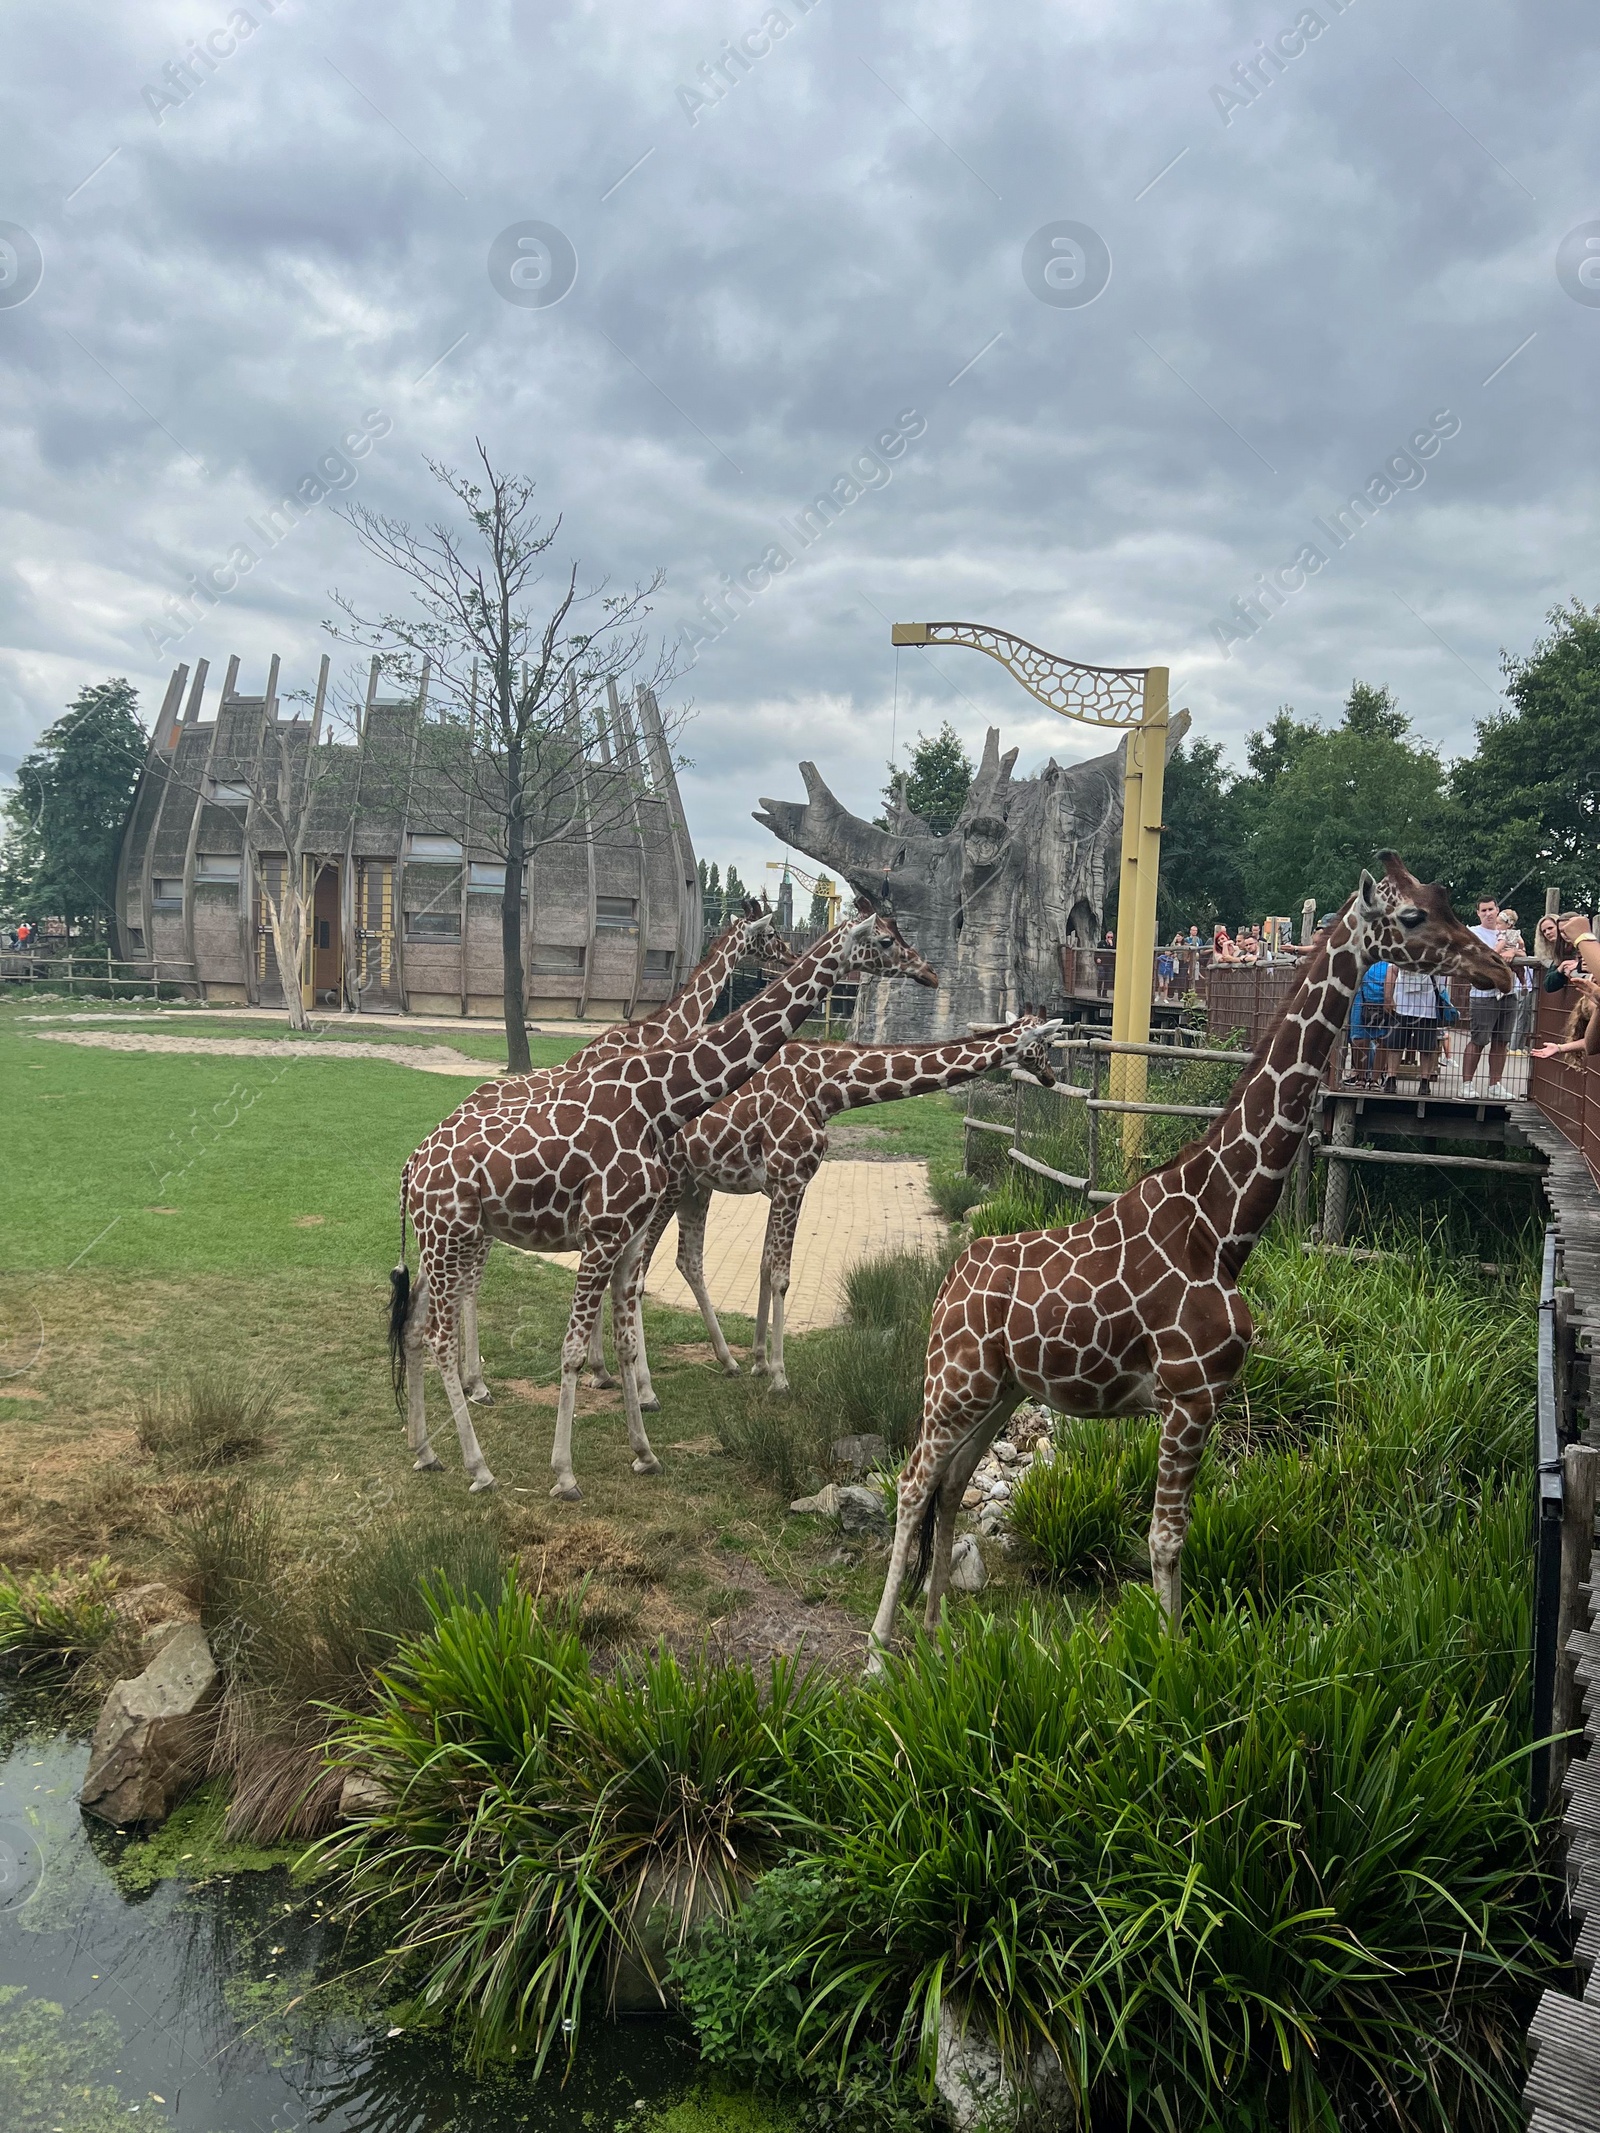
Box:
[1532,975,1600,1064]
[1211,925,1240,964]
[1380,961,1453,1096]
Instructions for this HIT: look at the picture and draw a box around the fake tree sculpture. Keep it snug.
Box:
[754,711,1187,1042]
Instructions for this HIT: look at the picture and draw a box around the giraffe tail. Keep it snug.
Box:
[904,1492,940,1601]
[388,1161,413,1410]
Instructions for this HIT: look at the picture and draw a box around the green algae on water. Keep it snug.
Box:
[111,1782,299,1893]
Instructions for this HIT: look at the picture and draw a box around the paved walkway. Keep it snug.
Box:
[537,1161,944,1331]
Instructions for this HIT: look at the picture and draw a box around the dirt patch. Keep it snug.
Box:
[292,1215,326,1228]
[0,1385,45,1401]
[705,1560,867,1672]
[33,1029,490,1077]
[663,1342,730,1369]
[502,1377,623,1413]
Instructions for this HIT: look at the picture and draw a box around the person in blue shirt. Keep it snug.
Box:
[1348,959,1389,1085]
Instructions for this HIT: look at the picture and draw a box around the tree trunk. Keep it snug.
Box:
[261,880,310,1032]
[502,752,531,1071]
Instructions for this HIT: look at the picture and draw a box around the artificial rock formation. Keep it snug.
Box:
[79,1621,219,1827]
[754,714,1187,1041]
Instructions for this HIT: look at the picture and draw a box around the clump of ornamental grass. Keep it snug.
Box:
[0,1558,119,1674]
[135,1363,280,1469]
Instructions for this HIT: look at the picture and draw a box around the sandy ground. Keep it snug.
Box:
[535,1161,943,1333]
[32,1028,493,1076]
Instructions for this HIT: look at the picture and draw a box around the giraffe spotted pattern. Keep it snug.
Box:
[395,912,938,1500]
[620,1016,1065,1402]
[867,853,1515,1660]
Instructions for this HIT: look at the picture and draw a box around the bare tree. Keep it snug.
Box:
[330,446,683,1070]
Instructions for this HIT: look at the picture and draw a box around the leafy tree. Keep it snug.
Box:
[723,863,747,912]
[1446,601,1600,910]
[883,721,973,835]
[0,679,146,937]
[1156,738,1247,934]
[808,874,836,927]
[1241,682,1449,917]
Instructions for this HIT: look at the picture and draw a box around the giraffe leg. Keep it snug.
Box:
[1148,1393,1216,1626]
[416,1259,495,1489]
[676,1188,740,1377]
[760,1193,801,1396]
[460,1275,492,1404]
[550,1250,616,1503]
[584,1293,619,1389]
[629,1197,677,1412]
[613,1234,663,1476]
[922,1405,1015,1632]
[403,1267,444,1472]
[749,1259,773,1378]
[867,1433,945,1670]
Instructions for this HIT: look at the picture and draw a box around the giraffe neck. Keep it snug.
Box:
[804,1036,1021,1117]
[647,930,859,1131]
[1189,909,1364,1266]
[655,922,748,1039]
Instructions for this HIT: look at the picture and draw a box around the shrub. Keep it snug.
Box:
[135,1364,279,1468]
[715,1400,830,1502]
[0,1559,118,1673]
[1008,1417,1156,1581]
[801,1247,954,1457]
[321,1581,822,2071]
[926,1166,986,1223]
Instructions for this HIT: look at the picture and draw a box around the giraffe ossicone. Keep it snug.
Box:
[866,854,1513,1665]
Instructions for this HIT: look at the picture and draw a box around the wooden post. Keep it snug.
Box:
[1300,897,1316,946]
[1554,1443,1600,1806]
[1086,1041,1101,1196]
[1321,1098,1356,1244]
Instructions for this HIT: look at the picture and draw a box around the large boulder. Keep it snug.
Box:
[79,1622,220,1827]
[831,1433,888,1480]
[935,2002,1071,2130]
[836,1485,891,1538]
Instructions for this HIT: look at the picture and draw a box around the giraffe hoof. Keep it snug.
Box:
[413,1453,445,1473]
[584,1371,619,1391]
[550,1479,583,1504]
[639,1395,661,1414]
[721,1360,741,1378]
[631,1454,663,1476]
[467,1387,494,1406]
[469,1472,498,1493]
[767,1378,791,1397]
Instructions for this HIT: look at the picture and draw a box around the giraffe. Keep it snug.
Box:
[445,898,791,1403]
[866,854,1512,1660]
[622,1018,1065,1405]
[391,912,939,1499]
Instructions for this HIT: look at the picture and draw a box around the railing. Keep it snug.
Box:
[0,950,194,998]
[1530,984,1600,1188]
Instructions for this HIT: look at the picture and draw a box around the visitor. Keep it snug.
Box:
[1460,896,1516,1097]
[1380,962,1455,1097]
[1211,925,1240,964]
[1497,907,1535,1053]
[1532,975,1600,1065]
[1095,929,1115,997]
[1156,938,1180,999]
[1348,958,1389,1085]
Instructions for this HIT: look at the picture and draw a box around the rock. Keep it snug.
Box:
[830,1432,888,1479]
[993,1440,1019,1466]
[338,1772,391,1819]
[79,1623,220,1827]
[977,1508,1005,1536]
[960,1487,981,1510]
[790,1483,840,1517]
[836,1485,891,1538]
[948,1536,986,1593]
[935,2003,1070,2131]
[610,1859,730,2012]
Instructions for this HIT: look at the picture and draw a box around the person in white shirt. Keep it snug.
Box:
[1461,896,1516,1097]
[1380,962,1450,1096]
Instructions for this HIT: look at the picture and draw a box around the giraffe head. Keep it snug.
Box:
[1009,1014,1065,1087]
[845,900,940,988]
[736,899,798,974]
[1353,852,1512,990]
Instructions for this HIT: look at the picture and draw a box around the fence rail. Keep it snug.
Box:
[0,949,193,998]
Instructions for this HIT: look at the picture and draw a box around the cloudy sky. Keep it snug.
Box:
[2,0,1596,890]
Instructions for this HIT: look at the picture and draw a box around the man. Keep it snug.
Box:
[1461,895,1516,1097]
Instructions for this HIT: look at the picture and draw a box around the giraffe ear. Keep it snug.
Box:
[1357,869,1381,911]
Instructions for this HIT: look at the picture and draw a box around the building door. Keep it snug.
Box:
[312,865,342,1006]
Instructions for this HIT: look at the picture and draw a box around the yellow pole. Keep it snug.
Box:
[1110,668,1169,1157]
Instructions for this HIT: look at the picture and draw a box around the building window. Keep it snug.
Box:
[195,854,241,884]
[643,948,674,976]
[532,944,585,973]
[207,780,250,806]
[595,895,638,930]
[467,861,506,892]
[408,834,463,860]
[152,878,184,909]
[405,910,461,943]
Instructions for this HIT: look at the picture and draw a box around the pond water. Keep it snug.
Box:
[0,1699,719,2132]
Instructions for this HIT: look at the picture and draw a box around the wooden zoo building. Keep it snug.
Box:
[114,656,701,1018]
